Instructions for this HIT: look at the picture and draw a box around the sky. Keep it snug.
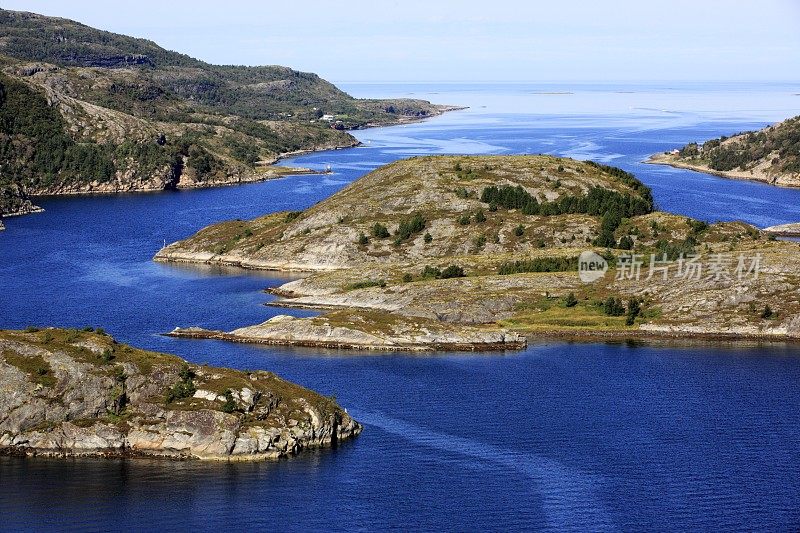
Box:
[2,0,800,82]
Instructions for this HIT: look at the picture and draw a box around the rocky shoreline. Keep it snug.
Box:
[762,222,800,237]
[167,317,527,352]
[27,164,330,198]
[646,153,800,188]
[0,107,465,221]
[0,328,360,461]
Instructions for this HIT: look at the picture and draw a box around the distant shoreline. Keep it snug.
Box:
[645,152,800,190]
[6,106,466,218]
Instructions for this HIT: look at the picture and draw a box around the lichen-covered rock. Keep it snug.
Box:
[0,328,360,460]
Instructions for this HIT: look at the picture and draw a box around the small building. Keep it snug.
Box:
[320,114,335,122]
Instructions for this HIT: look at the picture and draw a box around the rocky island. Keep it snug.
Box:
[0,327,360,460]
[156,155,800,349]
[648,115,800,188]
[0,9,459,219]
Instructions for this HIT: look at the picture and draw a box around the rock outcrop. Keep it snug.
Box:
[0,328,360,460]
[0,182,43,218]
[168,314,527,352]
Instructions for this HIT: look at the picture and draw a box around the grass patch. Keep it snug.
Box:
[502,297,630,331]
[2,351,57,387]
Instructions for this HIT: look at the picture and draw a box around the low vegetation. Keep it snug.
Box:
[157,155,800,346]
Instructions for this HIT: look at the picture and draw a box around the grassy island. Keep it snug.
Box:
[155,155,800,350]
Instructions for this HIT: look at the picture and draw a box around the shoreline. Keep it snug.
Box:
[521,327,800,345]
[164,320,800,353]
[165,327,526,352]
[5,106,466,215]
[153,250,343,273]
[28,164,331,200]
[0,432,354,462]
[645,153,800,189]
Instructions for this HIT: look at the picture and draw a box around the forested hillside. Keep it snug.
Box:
[0,9,453,218]
[652,115,800,187]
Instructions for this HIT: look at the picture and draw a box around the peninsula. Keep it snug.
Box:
[0,9,459,218]
[0,327,360,460]
[648,115,800,188]
[156,155,800,350]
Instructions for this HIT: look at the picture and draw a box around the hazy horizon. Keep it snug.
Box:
[2,0,800,84]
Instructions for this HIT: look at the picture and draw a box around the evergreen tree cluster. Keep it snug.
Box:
[676,116,800,174]
[480,182,652,220]
[480,174,653,249]
[497,256,579,275]
[394,213,426,242]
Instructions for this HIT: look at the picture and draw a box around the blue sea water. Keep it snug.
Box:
[1,82,800,531]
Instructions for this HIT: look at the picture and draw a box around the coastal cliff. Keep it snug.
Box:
[0,328,360,460]
[0,9,458,217]
[648,115,800,188]
[155,155,800,349]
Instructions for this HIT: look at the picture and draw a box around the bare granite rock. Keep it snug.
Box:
[169,313,527,352]
[0,328,360,460]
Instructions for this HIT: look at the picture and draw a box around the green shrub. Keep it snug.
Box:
[564,292,578,307]
[395,213,426,241]
[513,225,525,237]
[402,273,413,283]
[603,297,626,317]
[422,265,441,279]
[222,389,237,413]
[474,209,486,223]
[626,297,642,325]
[101,349,115,363]
[166,363,196,404]
[454,187,473,199]
[421,264,465,279]
[618,235,634,250]
[357,232,369,245]
[687,219,709,234]
[481,172,653,222]
[372,222,390,239]
[458,214,471,225]
[424,232,433,244]
[440,265,466,279]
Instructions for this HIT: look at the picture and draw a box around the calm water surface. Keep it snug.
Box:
[1,83,799,531]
